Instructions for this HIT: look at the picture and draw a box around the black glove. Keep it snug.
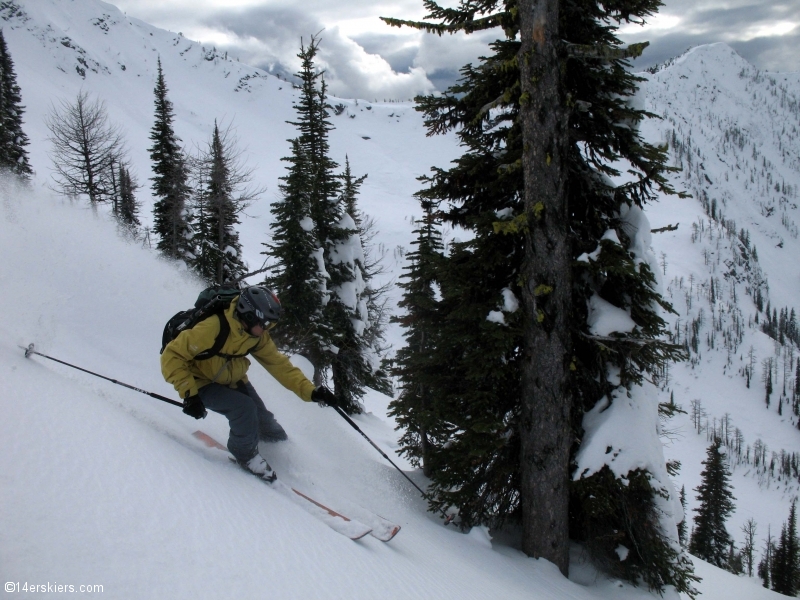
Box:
[183,394,207,419]
[311,386,338,408]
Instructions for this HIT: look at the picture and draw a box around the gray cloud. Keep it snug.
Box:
[196,5,437,100]
[114,0,799,99]
[622,0,800,73]
[351,32,419,74]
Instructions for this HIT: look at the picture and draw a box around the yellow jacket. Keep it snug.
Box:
[161,299,315,402]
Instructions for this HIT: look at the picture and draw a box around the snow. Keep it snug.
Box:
[487,310,506,325]
[2,180,737,598]
[299,216,314,232]
[586,294,637,336]
[502,288,519,313]
[0,182,586,600]
[575,380,683,532]
[0,0,795,597]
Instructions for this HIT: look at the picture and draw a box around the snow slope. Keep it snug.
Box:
[1,0,459,357]
[0,0,797,596]
[0,176,778,600]
[642,43,800,562]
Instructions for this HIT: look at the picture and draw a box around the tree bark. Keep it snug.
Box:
[517,0,572,576]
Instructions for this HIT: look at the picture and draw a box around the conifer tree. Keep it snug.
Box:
[283,36,342,386]
[327,160,381,412]
[0,29,31,178]
[689,439,736,567]
[327,222,372,413]
[149,58,193,262]
[383,0,693,592]
[678,485,688,547]
[264,138,325,354]
[116,164,140,230]
[264,37,384,410]
[262,37,338,385]
[771,501,800,596]
[337,157,393,397]
[383,7,527,530]
[289,42,368,409]
[191,121,251,284]
[760,527,776,588]
[390,201,446,476]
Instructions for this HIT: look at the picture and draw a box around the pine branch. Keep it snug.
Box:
[563,41,650,61]
[580,332,676,346]
[651,223,679,233]
[380,12,506,35]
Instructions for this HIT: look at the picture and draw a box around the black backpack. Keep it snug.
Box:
[160,286,246,360]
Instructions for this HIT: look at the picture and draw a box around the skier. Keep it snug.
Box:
[161,285,338,481]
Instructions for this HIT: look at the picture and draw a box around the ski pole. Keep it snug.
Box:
[20,343,183,408]
[332,404,455,525]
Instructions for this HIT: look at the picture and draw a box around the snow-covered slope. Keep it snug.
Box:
[0,176,779,600]
[641,42,800,561]
[2,0,459,350]
[0,0,797,596]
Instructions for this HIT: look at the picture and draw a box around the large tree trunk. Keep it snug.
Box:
[517,0,572,576]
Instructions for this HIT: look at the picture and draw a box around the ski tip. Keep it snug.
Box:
[372,525,401,542]
[350,527,374,540]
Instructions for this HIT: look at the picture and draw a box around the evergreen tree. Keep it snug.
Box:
[0,29,31,178]
[149,58,193,262]
[341,158,393,397]
[264,37,385,410]
[771,501,800,596]
[678,485,688,547]
[390,201,446,476]
[283,36,342,387]
[759,527,776,588]
[689,439,736,568]
[116,164,140,230]
[328,159,384,412]
[191,121,250,285]
[264,138,325,355]
[327,220,372,413]
[383,0,693,592]
[384,7,526,532]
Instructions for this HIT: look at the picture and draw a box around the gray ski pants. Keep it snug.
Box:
[197,381,283,462]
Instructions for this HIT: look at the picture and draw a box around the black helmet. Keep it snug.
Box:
[235,286,282,329]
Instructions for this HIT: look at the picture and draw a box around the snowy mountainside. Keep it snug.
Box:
[1,0,458,325]
[1,178,779,600]
[0,0,794,596]
[640,42,800,562]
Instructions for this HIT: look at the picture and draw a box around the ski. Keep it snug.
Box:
[192,430,373,541]
[330,500,401,542]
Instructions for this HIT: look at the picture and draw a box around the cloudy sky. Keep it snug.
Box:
[112,0,799,100]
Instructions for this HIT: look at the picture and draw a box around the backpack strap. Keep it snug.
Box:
[194,313,231,360]
[194,313,253,361]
